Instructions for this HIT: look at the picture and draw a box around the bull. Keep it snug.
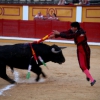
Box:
[0,43,65,84]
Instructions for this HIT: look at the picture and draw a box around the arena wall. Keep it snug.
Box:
[0,19,100,44]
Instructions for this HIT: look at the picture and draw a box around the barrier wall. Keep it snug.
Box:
[82,6,100,22]
[0,5,23,20]
[0,19,100,42]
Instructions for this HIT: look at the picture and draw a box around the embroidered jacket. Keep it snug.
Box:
[55,28,87,45]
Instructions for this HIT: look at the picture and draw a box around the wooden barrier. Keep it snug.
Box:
[0,19,100,42]
[83,22,100,42]
[19,20,35,38]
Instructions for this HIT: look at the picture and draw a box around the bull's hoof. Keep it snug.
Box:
[42,74,46,78]
[41,72,46,78]
[10,80,16,84]
[35,77,40,82]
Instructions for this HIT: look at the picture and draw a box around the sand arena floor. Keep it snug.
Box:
[0,40,100,100]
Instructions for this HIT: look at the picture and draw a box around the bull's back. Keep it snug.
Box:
[0,43,50,60]
[32,43,51,55]
[0,43,31,59]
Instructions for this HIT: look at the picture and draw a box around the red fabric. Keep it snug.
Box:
[76,35,86,45]
[58,28,91,71]
[84,69,94,82]
[77,44,90,71]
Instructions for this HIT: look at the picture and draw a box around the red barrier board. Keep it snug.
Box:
[83,22,100,42]
[52,21,70,32]
[0,19,3,36]
[19,20,35,38]
[2,19,19,37]
[0,19,100,43]
[35,20,52,38]
[52,21,71,40]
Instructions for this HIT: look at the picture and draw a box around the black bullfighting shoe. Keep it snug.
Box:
[91,80,96,86]
[86,77,90,81]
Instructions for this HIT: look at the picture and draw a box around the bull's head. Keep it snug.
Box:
[50,44,66,64]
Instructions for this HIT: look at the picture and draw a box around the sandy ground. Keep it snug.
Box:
[0,41,100,100]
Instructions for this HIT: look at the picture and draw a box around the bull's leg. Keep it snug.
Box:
[35,71,46,81]
[35,74,40,82]
[31,69,40,81]
[32,66,45,81]
[0,65,16,84]
[1,74,16,84]
[35,69,46,81]
[41,72,46,78]
[35,72,46,81]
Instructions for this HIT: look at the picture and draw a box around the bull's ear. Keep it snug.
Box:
[59,46,67,49]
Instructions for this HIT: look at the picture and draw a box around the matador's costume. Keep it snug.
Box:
[54,25,96,86]
[56,28,90,71]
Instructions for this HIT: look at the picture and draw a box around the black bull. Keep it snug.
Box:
[0,43,65,84]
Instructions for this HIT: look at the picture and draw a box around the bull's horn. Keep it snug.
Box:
[59,46,67,49]
[51,48,61,53]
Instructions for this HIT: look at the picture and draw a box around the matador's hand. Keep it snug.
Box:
[49,30,60,39]
[52,30,60,35]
